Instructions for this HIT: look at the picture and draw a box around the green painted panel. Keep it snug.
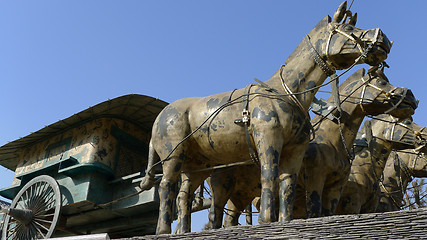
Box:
[0,184,20,200]
[58,162,114,179]
[15,157,79,181]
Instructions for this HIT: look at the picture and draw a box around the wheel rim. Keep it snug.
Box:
[2,175,61,240]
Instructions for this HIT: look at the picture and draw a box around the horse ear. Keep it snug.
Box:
[333,1,347,23]
[348,12,357,26]
[348,68,365,80]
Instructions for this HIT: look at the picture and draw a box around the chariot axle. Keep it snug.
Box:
[4,207,34,226]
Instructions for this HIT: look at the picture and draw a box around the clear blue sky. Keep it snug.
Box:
[1,0,426,233]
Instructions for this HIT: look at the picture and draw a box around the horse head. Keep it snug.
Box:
[395,125,427,177]
[297,1,392,74]
[368,115,426,152]
[339,65,417,119]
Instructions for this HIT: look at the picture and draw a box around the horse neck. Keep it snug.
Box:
[369,138,394,179]
[381,152,410,205]
[311,101,365,156]
[264,42,327,111]
[352,137,393,180]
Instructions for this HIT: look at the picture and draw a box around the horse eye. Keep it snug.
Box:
[344,25,354,31]
[377,79,388,86]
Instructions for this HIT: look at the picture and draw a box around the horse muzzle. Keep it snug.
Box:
[388,88,418,118]
[360,28,392,65]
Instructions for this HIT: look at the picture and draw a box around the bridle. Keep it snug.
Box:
[311,70,407,163]
[304,22,384,122]
[305,25,383,78]
[380,149,427,210]
[367,118,427,209]
[358,69,407,115]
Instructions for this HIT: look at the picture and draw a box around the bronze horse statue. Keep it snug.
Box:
[377,146,427,212]
[207,67,417,228]
[336,115,427,214]
[140,1,392,234]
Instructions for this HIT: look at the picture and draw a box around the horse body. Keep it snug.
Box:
[336,115,426,214]
[208,67,417,228]
[377,149,427,212]
[141,1,394,234]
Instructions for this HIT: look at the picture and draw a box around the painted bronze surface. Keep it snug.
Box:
[139,1,394,234]
[0,94,167,238]
[377,149,427,212]
[207,67,417,228]
[336,115,426,214]
[11,118,149,184]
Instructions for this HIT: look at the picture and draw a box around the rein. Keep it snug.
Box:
[142,23,386,181]
[379,150,416,210]
[364,118,426,210]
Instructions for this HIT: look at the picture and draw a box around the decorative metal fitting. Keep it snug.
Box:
[242,109,250,123]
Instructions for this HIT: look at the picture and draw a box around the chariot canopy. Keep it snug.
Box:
[0,94,168,171]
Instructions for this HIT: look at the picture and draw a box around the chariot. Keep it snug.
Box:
[0,94,168,239]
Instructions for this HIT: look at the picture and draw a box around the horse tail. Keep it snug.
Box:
[139,139,160,191]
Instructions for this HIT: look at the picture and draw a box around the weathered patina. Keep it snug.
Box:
[377,149,427,212]
[0,94,168,238]
[139,1,393,234]
[336,115,427,214]
[207,66,417,228]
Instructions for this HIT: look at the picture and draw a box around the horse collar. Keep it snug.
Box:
[304,35,336,76]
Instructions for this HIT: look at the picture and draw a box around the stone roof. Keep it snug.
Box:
[121,207,427,239]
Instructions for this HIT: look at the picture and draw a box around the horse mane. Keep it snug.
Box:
[285,15,331,65]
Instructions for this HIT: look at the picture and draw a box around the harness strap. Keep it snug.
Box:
[384,88,407,114]
[379,180,403,210]
[304,35,336,76]
[234,84,260,164]
[185,159,255,174]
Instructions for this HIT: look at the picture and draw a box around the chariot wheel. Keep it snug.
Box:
[2,175,62,240]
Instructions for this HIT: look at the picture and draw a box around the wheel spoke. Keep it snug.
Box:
[34,217,53,225]
[5,176,61,239]
[34,212,55,218]
[7,221,22,240]
[15,224,26,240]
[32,221,47,239]
[32,185,51,210]
[29,222,39,240]
[28,184,38,209]
[32,190,52,214]
[6,221,20,232]
[33,219,50,232]
[29,183,34,204]
[17,197,26,210]
[23,190,29,209]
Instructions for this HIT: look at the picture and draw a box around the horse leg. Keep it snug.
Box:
[360,188,381,213]
[223,199,241,227]
[175,171,208,234]
[335,182,362,214]
[174,173,192,234]
[304,172,326,218]
[321,176,348,216]
[278,143,307,222]
[293,175,308,219]
[257,138,283,223]
[224,196,254,227]
[208,169,236,229]
[156,153,184,234]
[250,123,290,223]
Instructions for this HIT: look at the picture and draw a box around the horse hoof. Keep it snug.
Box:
[139,176,155,191]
